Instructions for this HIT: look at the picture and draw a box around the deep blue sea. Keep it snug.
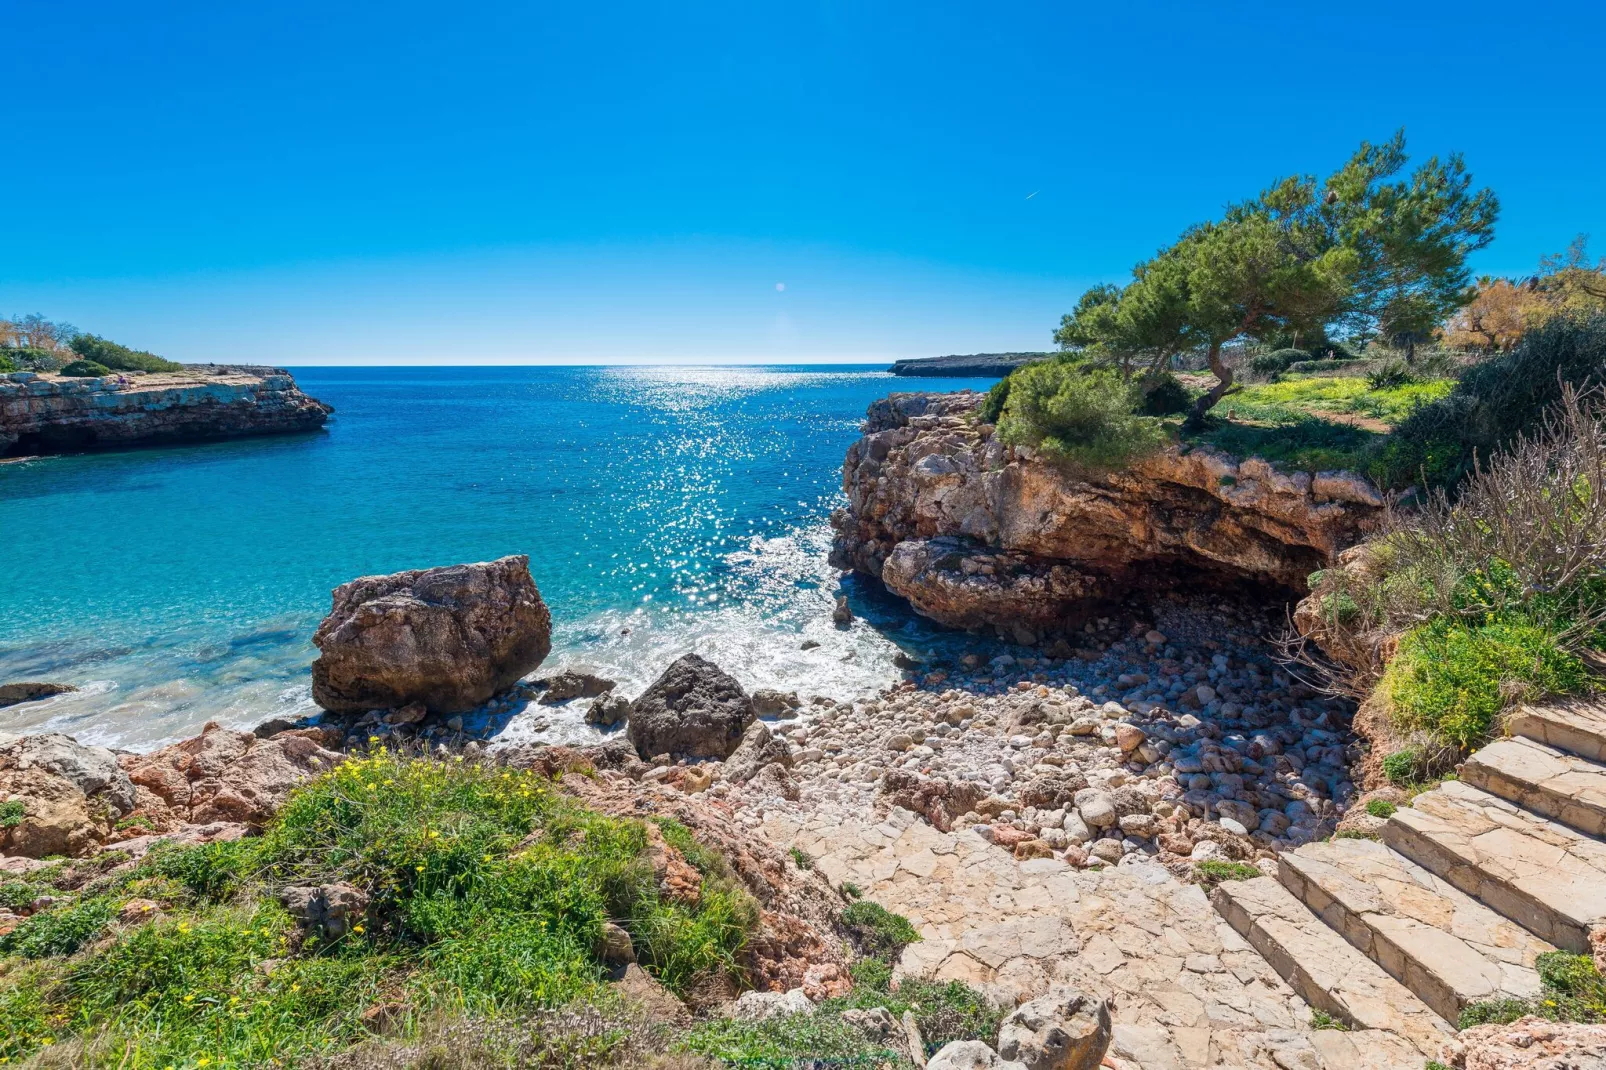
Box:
[1,365,993,750]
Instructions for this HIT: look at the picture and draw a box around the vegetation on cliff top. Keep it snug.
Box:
[0,314,182,375]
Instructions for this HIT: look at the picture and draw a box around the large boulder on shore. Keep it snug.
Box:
[311,555,552,715]
[627,654,754,760]
[0,732,136,858]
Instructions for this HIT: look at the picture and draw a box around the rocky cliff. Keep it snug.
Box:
[0,366,331,456]
[830,391,1386,642]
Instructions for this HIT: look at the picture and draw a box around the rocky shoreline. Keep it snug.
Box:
[0,365,331,456]
[889,352,1050,377]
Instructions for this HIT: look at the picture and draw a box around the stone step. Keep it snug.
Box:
[1384,778,1606,955]
[1462,736,1606,838]
[1508,698,1606,762]
[1211,875,1459,1063]
[1277,837,1550,1023]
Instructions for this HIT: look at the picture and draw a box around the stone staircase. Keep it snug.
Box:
[1213,698,1606,1037]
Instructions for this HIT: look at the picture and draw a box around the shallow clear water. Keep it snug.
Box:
[1,365,993,750]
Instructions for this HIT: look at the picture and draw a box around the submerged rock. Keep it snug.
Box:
[311,554,552,715]
[0,682,77,710]
[626,653,754,760]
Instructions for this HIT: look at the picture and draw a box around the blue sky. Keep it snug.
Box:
[5,1,1602,365]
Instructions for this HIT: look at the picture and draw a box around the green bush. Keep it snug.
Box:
[60,359,113,377]
[0,800,24,827]
[1267,348,1308,366]
[68,333,183,373]
[0,351,16,373]
[996,361,1168,473]
[1248,352,1293,376]
[1381,314,1606,489]
[0,898,115,958]
[1139,372,1193,416]
[1367,359,1417,390]
[839,900,920,960]
[1383,614,1591,750]
[679,1010,901,1068]
[1460,951,1606,1028]
[1193,859,1261,886]
[0,346,66,372]
[1364,799,1397,819]
[1381,749,1421,787]
[979,373,1013,423]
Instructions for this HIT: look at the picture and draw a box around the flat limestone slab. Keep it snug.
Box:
[1211,875,1459,1063]
[1463,736,1606,838]
[1508,698,1606,762]
[1385,779,1606,954]
[1278,838,1549,1022]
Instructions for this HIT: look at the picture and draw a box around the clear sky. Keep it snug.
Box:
[5,1,1603,366]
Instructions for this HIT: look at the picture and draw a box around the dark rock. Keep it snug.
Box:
[536,670,616,704]
[281,882,368,939]
[626,654,754,760]
[587,692,632,728]
[0,682,77,709]
[311,555,552,715]
[832,595,854,626]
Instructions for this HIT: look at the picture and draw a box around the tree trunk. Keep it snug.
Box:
[1183,340,1233,432]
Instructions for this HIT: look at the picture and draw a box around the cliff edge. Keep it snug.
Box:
[889,352,1049,377]
[830,390,1385,642]
[0,365,332,456]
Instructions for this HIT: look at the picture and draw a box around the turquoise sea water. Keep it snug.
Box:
[1,365,991,749]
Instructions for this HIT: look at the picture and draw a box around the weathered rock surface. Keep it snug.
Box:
[626,653,755,760]
[120,721,343,830]
[0,732,136,857]
[996,988,1111,1070]
[535,670,616,704]
[1457,1015,1606,1070]
[928,1040,1027,1069]
[586,691,632,728]
[831,391,1382,638]
[0,682,77,709]
[311,555,552,715]
[282,882,368,939]
[0,367,331,456]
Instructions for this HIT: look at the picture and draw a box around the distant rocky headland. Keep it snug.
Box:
[889,352,1050,377]
[0,365,332,456]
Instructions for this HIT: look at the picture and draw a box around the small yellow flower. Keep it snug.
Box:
[353,924,365,934]
[291,983,301,993]
[482,854,492,863]
[183,994,195,1003]
[197,1058,212,1067]
[415,865,425,872]
[369,736,379,743]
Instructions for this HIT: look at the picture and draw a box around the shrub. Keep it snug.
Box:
[60,359,113,377]
[1381,749,1421,787]
[979,373,1013,424]
[1366,359,1417,390]
[679,1009,901,1068]
[1460,951,1606,1028]
[68,334,183,373]
[1267,348,1308,367]
[1364,799,1397,819]
[0,800,24,827]
[839,901,920,959]
[0,351,16,373]
[788,845,813,870]
[1192,859,1261,886]
[0,346,66,372]
[1310,1009,1349,1030]
[1383,615,1591,750]
[1248,352,1293,377]
[996,361,1168,473]
[1381,313,1606,489]
[1138,372,1192,416]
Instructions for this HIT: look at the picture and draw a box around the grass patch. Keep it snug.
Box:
[1192,859,1262,886]
[1383,614,1592,751]
[1310,1009,1349,1030]
[1190,416,1383,474]
[1460,951,1606,1028]
[1332,830,1379,841]
[679,1011,900,1069]
[0,750,758,1067]
[788,846,813,871]
[1221,374,1453,427]
[1365,799,1397,819]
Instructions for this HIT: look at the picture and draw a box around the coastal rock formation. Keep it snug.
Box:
[119,721,344,830]
[0,366,331,456]
[0,733,136,858]
[1457,1015,1606,1069]
[311,555,552,715]
[627,653,755,760]
[831,391,1384,639]
[0,682,77,709]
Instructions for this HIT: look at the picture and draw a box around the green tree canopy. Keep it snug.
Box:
[1056,131,1498,425]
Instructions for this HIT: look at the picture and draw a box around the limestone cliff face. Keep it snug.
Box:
[829,391,1385,640]
[0,366,331,456]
